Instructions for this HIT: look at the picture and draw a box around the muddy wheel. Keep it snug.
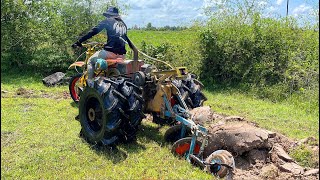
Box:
[79,87,106,144]
[171,137,201,158]
[205,150,235,178]
[69,73,83,103]
[164,124,191,143]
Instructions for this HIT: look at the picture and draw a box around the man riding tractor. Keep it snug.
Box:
[72,6,134,87]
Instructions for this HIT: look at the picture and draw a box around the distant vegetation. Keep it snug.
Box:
[129,22,189,31]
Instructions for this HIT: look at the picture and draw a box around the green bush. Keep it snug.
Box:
[200,14,319,103]
[136,40,203,75]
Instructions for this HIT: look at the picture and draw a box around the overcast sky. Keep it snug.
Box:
[118,0,318,28]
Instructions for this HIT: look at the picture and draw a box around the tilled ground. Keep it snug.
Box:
[189,106,319,180]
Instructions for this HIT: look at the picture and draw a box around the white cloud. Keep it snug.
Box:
[292,3,312,17]
[266,6,278,13]
[128,0,162,9]
[122,0,207,28]
[258,1,268,7]
[263,6,280,18]
[276,0,285,5]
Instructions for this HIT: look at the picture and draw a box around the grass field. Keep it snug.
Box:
[1,71,318,179]
[128,30,200,47]
[93,30,199,49]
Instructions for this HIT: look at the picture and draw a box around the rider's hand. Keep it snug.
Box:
[71,41,82,48]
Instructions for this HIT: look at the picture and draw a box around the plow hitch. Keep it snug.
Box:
[162,94,235,178]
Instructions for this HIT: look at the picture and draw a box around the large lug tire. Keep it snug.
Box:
[69,73,83,104]
[79,76,145,146]
[118,80,144,142]
[96,77,125,145]
[79,87,107,144]
[171,137,202,159]
[205,150,235,178]
[98,77,145,144]
[79,77,123,146]
[172,74,207,109]
[164,124,192,143]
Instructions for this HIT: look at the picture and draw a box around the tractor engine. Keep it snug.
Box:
[116,60,144,75]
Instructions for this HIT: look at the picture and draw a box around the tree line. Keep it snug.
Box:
[130,22,188,31]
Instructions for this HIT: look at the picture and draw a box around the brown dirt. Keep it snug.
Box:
[188,106,319,180]
[1,88,71,100]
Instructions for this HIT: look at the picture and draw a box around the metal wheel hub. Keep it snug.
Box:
[88,108,96,121]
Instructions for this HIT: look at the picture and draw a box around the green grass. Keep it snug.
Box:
[93,29,199,50]
[289,145,319,168]
[128,30,199,48]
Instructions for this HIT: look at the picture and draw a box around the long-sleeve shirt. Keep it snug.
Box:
[78,17,129,55]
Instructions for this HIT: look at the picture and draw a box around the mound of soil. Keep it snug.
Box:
[189,106,319,180]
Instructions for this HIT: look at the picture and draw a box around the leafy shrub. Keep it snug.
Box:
[200,14,319,103]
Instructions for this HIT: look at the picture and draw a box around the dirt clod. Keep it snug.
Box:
[271,144,294,162]
[189,106,215,125]
[304,169,319,176]
[260,164,279,179]
[188,106,319,179]
[278,162,304,175]
[204,123,270,156]
[266,130,276,138]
